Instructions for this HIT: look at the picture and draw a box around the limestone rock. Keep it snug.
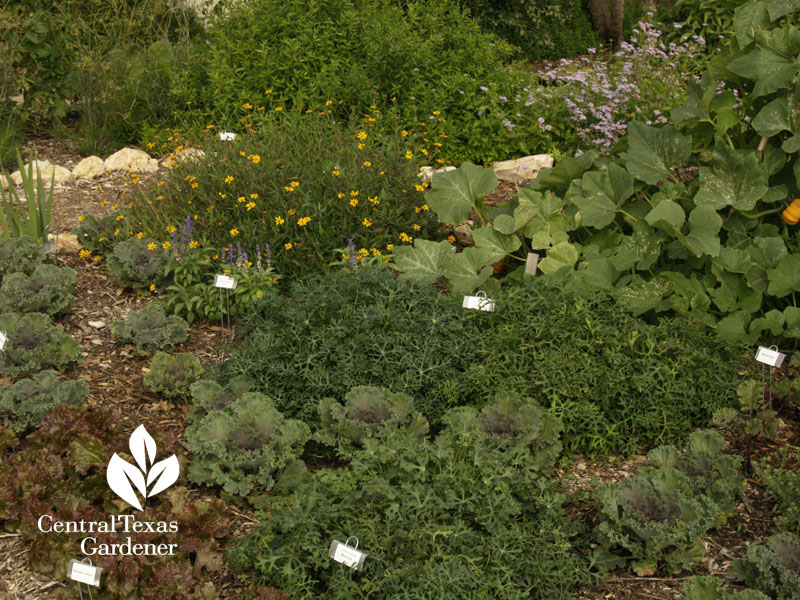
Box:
[0,174,9,190]
[48,233,82,254]
[454,220,474,246]
[104,147,159,173]
[492,154,554,183]
[10,161,72,185]
[72,156,106,180]
[417,165,456,184]
[160,147,206,169]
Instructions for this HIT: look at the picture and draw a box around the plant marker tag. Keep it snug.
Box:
[462,291,495,312]
[0,330,6,351]
[213,274,238,290]
[524,252,539,276]
[329,537,367,571]
[39,239,57,254]
[219,132,236,141]
[755,345,785,368]
[67,559,102,587]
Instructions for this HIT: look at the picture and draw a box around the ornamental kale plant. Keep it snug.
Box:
[756,459,800,535]
[0,235,44,279]
[0,370,88,432]
[143,352,203,399]
[731,532,800,600]
[228,430,593,600]
[315,386,428,456]
[188,376,253,419]
[679,576,769,600]
[186,392,310,505]
[0,312,81,376]
[106,236,170,290]
[110,302,189,356]
[443,390,562,471]
[0,264,76,316]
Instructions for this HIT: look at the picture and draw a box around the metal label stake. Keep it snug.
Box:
[213,275,238,342]
[329,536,368,571]
[0,330,7,380]
[755,345,786,411]
[67,558,102,600]
[462,290,495,312]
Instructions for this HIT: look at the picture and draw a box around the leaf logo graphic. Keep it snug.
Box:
[106,425,180,510]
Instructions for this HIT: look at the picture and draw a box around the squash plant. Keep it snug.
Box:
[394,0,800,343]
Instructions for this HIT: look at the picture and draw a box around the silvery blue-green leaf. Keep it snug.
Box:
[753,96,791,136]
[392,239,454,284]
[766,253,800,296]
[694,146,768,211]
[645,199,685,236]
[538,241,580,275]
[442,247,494,294]
[734,1,769,46]
[493,214,516,235]
[426,162,498,225]
[615,275,672,316]
[513,202,539,231]
[610,220,665,271]
[728,28,800,97]
[684,205,723,257]
[767,0,800,21]
[567,163,634,229]
[621,121,692,185]
[472,226,522,262]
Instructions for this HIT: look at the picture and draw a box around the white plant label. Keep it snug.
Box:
[214,274,238,290]
[39,239,57,254]
[755,346,786,368]
[524,252,539,276]
[329,539,367,570]
[219,132,236,141]
[0,330,7,351]
[462,294,495,312]
[67,559,102,587]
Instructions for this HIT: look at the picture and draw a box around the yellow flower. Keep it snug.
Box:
[298,216,311,227]
[242,102,252,109]
[363,218,373,227]
[350,190,359,197]
[250,193,258,199]
[111,204,119,210]
[337,192,345,199]
[224,175,234,184]
[290,181,300,188]
[275,106,283,111]
[189,240,200,248]
[399,232,413,243]
[156,196,163,201]
[249,154,261,164]
[414,206,421,213]
[77,215,85,222]
[147,242,157,250]
[288,208,297,215]
[275,216,285,225]
[114,228,121,236]
[166,226,176,233]
[412,224,421,231]
[433,110,441,116]
[265,89,272,94]
[415,184,425,192]
[246,202,256,211]
[230,228,239,237]
[162,241,171,250]
[325,100,333,106]
[332,170,340,177]
[100,200,108,207]
[238,196,246,203]
[363,161,371,167]
[421,148,428,155]
[157,181,165,187]
[284,242,293,250]
[116,215,124,221]
[79,249,91,258]
[357,143,365,150]
[239,151,246,157]
[368,196,379,205]
[386,243,394,251]
[422,204,429,211]
[284,186,295,192]
[98,236,106,242]
[92,256,101,263]
[190,182,198,189]
[356,131,367,140]
[371,248,382,256]
[349,198,359,207]
[405,151,413,159]
[137,232,144,239]
[448,235,456,243]
[149,283,156,292]
[401,130,408,137]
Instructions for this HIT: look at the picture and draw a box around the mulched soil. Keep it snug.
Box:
[1,137,797,600]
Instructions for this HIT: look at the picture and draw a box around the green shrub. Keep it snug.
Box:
[0,235,44,279]
[110,302,189,356]
[316,386,428,455]
[128,111,439,277]
[731,532,800,600]
[680,576,769,600]
[106,236,170,290]
[0,264,76,316]
[228,430,592,599]
[143,352,203,399]
[0,370,88,432]
[0,312,81,376]
[594,431,744,575]
[756,460,800,535]
[186,393,310,504]
[73,213,131,255]
[443,390,562,471]
[216,267,742,456]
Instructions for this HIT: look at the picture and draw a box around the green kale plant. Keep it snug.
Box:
[106,236,170,291]
[679,576,769,600]
[143,352,203,399]
[0,264,76,316]
[228,429,593,599]
[315,385,428,456]
[110,302,189,356]
[0,369,88,432]
[443,390,562,471]
[188,376,254,419]
[713,379,783,440]
[0,405,229,599]
[756,458,800,535]
[730,532,800,600]
[186,392,311,504]
[216,266,743,456]
[594,430,744,575]
[393,0,800,344]
[0,235,44,279]
[0,312,81,376]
